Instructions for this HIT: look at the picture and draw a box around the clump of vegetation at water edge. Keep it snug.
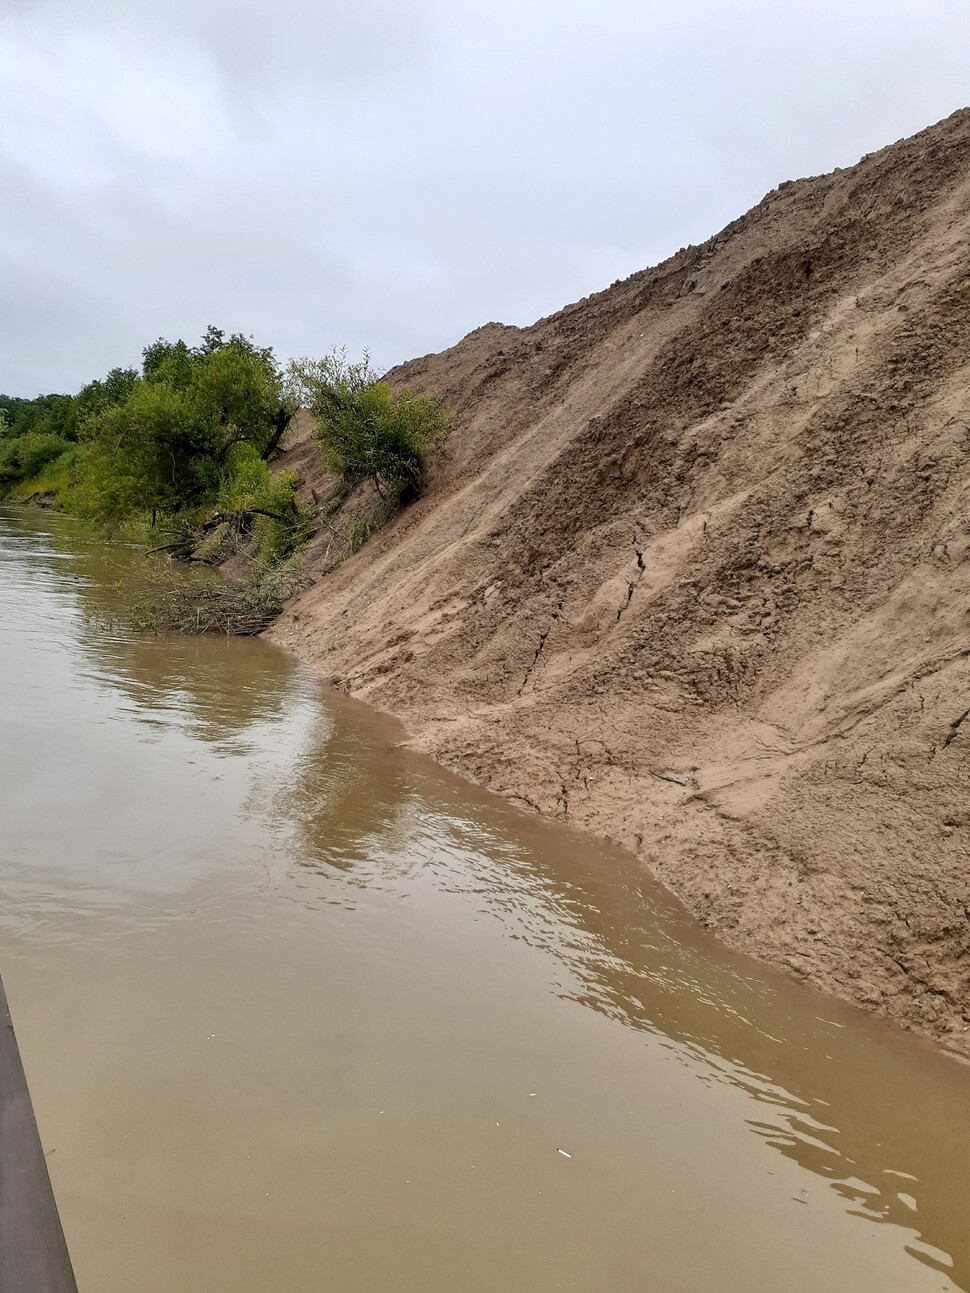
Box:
[2,330,453,632]
[126,559,304,636]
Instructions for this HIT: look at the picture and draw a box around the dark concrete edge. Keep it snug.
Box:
[0,973,78,1292]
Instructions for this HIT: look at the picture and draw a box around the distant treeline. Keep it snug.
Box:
[0,391,80,441]
[0,389,84,494]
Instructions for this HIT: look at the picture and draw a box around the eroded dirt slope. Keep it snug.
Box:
[270,109,970,1052]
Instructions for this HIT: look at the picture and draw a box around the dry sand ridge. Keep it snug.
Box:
[271,109,970,1053]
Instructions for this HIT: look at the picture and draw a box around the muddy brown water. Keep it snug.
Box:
[1,505,969,1293]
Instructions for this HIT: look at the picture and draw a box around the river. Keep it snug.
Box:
[1,504,968,1292]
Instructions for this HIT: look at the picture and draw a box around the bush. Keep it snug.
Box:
[0,431,74,486]
[217,447,313,564]
[292,349,451,502]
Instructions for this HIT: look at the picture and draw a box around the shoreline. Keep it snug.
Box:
[269,617,970,1063]
[264,110,970,1059]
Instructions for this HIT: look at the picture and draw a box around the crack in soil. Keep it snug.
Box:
[943,705,970,748]
[616,540,647,623]
[518,601,563,694]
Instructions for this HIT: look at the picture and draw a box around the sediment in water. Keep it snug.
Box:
[269,108,970,1055]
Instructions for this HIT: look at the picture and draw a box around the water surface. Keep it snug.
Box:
[1,505,968,1292]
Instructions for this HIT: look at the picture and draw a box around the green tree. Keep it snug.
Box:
[74,367,139,423]
[189,336,296,463]
[0,392,79,442]
[77,380,219,524]
[78,327,299,529]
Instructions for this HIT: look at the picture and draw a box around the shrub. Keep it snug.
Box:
[292,349,451,502]
[217,446,313,564]
[0,431,72,482]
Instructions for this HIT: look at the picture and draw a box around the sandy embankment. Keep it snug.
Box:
[269,109,970,1054]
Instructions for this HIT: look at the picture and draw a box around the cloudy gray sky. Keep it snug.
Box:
[2,0,968,395]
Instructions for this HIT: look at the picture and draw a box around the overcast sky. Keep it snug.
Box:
[1,0,968,396]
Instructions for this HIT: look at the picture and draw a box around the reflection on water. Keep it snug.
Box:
[1,504,969,1293]
[265,707,420,873]
[274,699,970,1286]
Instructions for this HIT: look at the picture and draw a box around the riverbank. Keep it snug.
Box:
[268,108,970,1056]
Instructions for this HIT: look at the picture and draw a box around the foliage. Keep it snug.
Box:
[76,328,298,530]
[345,512,377,553]
[292,348,451,502]
[76,379,220,525]
[74,368,140,425]
[216,446,313,564]
[3,330,452,636]
[0,369,140,453]
[0,431,74,485]
[0,369,138,499]
[0,326,301,516]
[0,392,79,443]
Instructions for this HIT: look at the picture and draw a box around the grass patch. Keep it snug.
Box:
[345,512,377,553]
[3,450,76,506]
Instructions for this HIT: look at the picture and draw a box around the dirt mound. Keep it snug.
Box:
[270,108,970,1053]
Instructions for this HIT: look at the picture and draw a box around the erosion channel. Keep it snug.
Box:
[2,503,969,1291]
